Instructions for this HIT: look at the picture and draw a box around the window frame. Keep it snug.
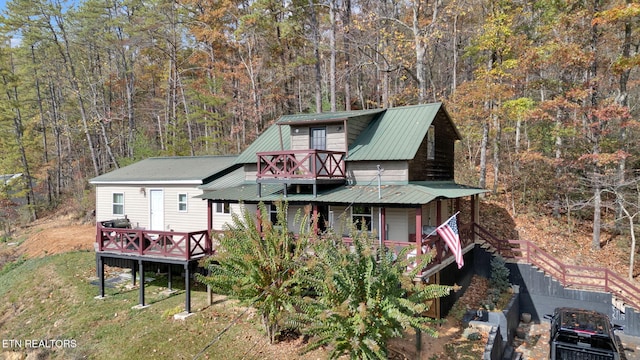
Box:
[214,202,230,214]
[178,193,188,212]
[351,205,373,232]
[112,192,124,216]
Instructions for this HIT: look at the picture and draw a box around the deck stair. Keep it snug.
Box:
[472,223,640,312]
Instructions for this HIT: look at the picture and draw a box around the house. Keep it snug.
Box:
[199,103,486,317]
[93,103,486,317]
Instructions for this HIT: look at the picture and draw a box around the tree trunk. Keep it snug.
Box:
[479,121,489,189]
[309,0,322,113]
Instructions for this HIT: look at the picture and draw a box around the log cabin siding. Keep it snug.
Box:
[346,161,409,184]
[408,112,456,181]
[289,124,347,152]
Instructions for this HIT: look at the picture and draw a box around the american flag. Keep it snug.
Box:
[436,214,464,269]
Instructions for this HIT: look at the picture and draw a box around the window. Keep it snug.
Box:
[427,125,435,160]
[268,204,278,224]
[112,193,124,216]
[215,202,230,214]
[351,205,372,231]
[178,193,188,212]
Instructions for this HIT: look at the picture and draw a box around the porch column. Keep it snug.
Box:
[312,204,319,234]
[256,207,262,233]
[98,255,105,298]
[138,260,145,306]
[185,263,191,313]
[471,195,476,224]
[380,207,386,243]
[436,200,442,224]
[168,264,173,291]
[415,207,422,272]
[207,200,213,234]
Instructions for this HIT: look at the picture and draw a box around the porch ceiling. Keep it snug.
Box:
[198,181,487,206]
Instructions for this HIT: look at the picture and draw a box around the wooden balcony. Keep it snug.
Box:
[96,225,212,261]
[256,149,346,182]
[256,149,346,197]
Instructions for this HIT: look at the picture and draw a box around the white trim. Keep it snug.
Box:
[351,205,373,232]
[178,193,188,213]
[90,180,203,185]
[112,192,125,216]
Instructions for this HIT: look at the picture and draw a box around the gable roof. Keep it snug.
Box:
[234,124,291,165]
[90,156,239,185]
[347,103,460,161]
[234,102,462,164]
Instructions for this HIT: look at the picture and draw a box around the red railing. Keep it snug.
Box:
[256,149,346,180]
[96,224,212,260]
[472,223,640,311]
[340,221,475,274]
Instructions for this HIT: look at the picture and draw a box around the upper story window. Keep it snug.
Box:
[351,205,372,232]
[178,193,188,212]
[112,193,124,216]
[427,125,435,160]
[215,202,230,214]
[310,127,327,150]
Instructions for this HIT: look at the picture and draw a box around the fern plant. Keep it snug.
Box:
[296,228,453,359]
[197,201,310,343]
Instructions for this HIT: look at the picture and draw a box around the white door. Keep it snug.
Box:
[149,189,164,231]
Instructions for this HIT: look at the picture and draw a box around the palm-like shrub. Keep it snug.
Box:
[197,201,310,343]
[297,229,453,359]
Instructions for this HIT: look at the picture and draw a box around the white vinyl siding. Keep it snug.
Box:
[95,184,209,232]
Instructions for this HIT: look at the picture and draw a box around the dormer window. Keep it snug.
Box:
[427,125,435,160]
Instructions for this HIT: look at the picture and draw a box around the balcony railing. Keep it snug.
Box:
[96,225,212,261]
[256,149,346,182]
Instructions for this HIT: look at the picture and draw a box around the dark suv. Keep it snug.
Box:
[547,307,626,360]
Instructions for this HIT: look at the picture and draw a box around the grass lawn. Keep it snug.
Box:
[0,251,321,359]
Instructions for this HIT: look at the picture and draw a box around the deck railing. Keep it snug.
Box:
[96,225,212,261]
[256,149,346,181]
[472,223,640,311]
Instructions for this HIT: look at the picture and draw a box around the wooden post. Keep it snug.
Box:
[168,264,172,291]
[98,255,105,298]
[138,260,145,306]
[415,207,422,274]
[207,199,213,234]
[380,207,386,243]
[313,204,319,234]
[185,263,191,313]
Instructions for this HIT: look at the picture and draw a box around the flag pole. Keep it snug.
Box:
[424,211,460,238]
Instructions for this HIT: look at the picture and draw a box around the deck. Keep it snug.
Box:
[96,225,212,261]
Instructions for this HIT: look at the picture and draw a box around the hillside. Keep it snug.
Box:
[0,198,638,359]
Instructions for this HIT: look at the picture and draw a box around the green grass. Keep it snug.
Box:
[0,251,315,359]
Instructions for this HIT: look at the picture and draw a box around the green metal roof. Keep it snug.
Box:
[347,103,459,161]
[199,167,246,190]
[90,156,238,185]
[234,124,291,164]
[276,108,384,124]
[199,181,486,206]
[235,103,463,164]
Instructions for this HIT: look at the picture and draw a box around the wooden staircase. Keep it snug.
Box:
[472,223,640,312]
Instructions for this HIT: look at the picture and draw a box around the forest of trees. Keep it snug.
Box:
[0,0,639,249]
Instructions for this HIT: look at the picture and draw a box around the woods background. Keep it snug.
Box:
[0,0,639,250]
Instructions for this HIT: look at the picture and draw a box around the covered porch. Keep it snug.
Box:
[201,180,485,280]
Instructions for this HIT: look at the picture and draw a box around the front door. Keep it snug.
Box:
[149,189,164,231]
[310,127,327,175]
